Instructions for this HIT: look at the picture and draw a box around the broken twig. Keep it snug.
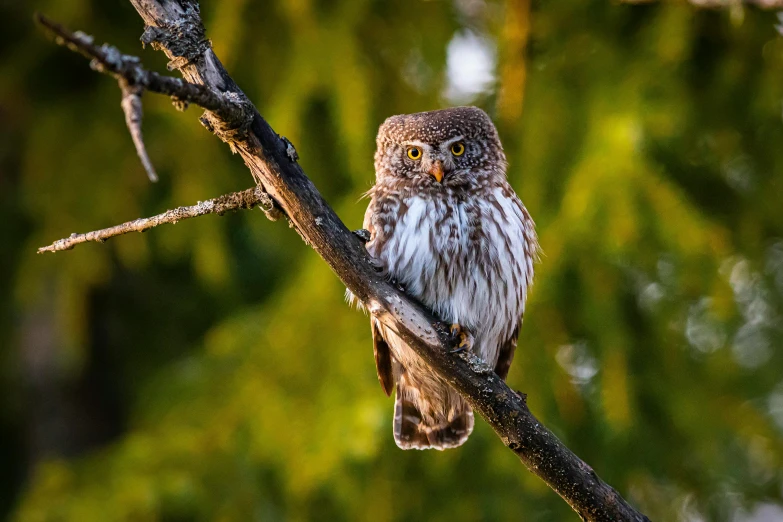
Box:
[119,79,157,182]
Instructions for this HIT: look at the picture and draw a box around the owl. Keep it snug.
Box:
[356,106,537,450]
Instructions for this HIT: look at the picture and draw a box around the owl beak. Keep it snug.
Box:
[429,160,444,183]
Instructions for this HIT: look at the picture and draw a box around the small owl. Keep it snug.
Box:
[357,106,537,450]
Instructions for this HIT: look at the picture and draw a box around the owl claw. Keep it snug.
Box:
[389,277,406,293]
[352,229,372,244]
[449,323,473,354]
[354,229,386,273]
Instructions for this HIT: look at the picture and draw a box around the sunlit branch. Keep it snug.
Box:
[35,14,250,126]
[119,79,157,182]
[38,187,278,254]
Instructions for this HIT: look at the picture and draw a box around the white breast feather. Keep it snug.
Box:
[376,189,532,368]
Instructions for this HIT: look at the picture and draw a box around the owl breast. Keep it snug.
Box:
[368,184,534,367]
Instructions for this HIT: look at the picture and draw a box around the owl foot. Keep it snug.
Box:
[352,229,372,243]
[389,277,406,293]
[449,323,473,354]
[353,229,387,274]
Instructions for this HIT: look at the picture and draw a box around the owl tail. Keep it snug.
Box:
[393,383,474,450]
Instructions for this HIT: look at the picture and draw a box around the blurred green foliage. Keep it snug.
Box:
[1,0,783,520]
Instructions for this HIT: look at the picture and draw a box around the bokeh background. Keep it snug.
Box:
[1,0,783,520]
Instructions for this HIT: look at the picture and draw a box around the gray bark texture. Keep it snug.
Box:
[38,186,275,253]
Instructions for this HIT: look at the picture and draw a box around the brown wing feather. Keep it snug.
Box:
[372,321,394,396]
[366,196,394,396]
[494,324,520,380]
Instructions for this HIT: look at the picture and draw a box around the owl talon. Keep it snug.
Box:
[449,323,473,353]
[390,278,406,293]
[353,229,372,244]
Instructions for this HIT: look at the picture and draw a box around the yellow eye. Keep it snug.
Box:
[407,146,422,160]
[451,142,465,156]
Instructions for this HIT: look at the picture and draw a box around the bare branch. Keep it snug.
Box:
[38,187,276,253]
[34,13,250,126]
[119,79,157,182]
[38,4,650,520]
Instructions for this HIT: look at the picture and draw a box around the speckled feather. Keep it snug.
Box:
[358,107,537,450]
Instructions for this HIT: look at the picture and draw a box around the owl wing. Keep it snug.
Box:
[372,320,394,396]
[494,184,537,381]
[363,193,394,396]
[494,324,519,381]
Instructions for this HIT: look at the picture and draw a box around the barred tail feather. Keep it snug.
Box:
[393,384,474,450]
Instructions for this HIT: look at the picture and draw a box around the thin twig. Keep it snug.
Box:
[34,13,249,124]
[38,187,274,253]
[119,79,157,182]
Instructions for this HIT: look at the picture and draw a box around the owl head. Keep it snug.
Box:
[374,106,507,188]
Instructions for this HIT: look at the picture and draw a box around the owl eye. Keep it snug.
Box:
[450,142,465,156]
[407,146,422,160]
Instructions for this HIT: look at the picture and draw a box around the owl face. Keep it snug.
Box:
[374,106,506,188]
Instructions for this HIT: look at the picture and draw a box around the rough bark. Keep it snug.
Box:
[37,3,651,520]
[38,186,275,253]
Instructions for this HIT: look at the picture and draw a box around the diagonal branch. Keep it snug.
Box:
[37,4,650,521]
[37,187,276,253]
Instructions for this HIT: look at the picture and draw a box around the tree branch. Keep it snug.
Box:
[35,14,249,124]
[119,79,158,182]
[37,186,277,253]
[37,4,650,521]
